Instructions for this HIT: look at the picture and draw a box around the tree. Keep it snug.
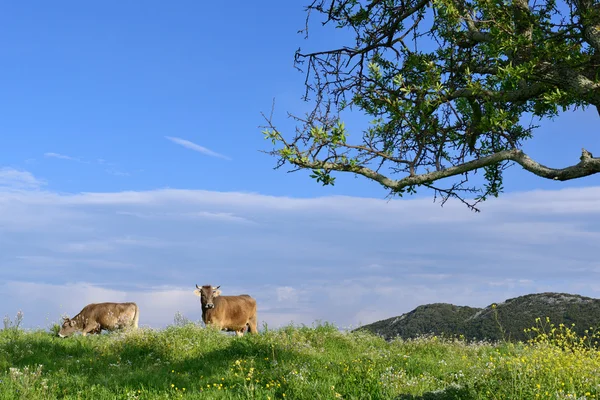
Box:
[262,0,600,211]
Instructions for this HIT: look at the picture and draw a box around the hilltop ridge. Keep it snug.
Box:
[354,292,600,342]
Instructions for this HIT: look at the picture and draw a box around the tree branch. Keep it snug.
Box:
[575,0,600,52]
[286,148,600,190]
[265,0,600,210]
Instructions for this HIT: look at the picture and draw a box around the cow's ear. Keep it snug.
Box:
[69,320,76,327]
[213,289,222,297]
[193,289,202,297]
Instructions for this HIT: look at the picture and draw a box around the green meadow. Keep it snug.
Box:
[1,317,599,399]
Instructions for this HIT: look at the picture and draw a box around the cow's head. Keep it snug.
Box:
[58,317,79,338]
[194,284,221,309]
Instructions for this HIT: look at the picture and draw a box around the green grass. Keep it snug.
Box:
[1,319,599,399]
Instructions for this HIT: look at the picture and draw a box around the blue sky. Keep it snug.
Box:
[1,1,599,332]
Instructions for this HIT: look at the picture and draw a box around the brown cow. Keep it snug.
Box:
[193,284,258,336]
[58,302,139,338]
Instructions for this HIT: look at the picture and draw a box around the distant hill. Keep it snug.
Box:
[354,292,600,342]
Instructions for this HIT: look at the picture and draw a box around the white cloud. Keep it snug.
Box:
[190,211,254,224]
[43,153,132,177]
[165,136,231,160]
[493,187,600,214]
[276,286,298,303]
[14,255,136,270]
[1,167,600,331]
[0,167,45,189]
[44,152,80,161]
[51,236,173,254]
[117,210,254,224]
[105,169,130,177]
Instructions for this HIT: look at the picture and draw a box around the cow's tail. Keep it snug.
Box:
[132,303,140,329]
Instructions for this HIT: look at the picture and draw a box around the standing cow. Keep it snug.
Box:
[193,284,258,336]
[58,302,140,337]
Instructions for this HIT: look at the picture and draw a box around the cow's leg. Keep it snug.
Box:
[247,314,258,335]
[91,326,102,335]
[82,323,100,336]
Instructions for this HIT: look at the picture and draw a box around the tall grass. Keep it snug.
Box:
[0,317,599,399]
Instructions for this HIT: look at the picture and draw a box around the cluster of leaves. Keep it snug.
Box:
[263,0,600,210]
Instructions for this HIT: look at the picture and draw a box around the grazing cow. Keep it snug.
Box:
[58,302,139,338]
[193,284,258,336]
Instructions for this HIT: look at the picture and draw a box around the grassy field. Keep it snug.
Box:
[1,317,599,399]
